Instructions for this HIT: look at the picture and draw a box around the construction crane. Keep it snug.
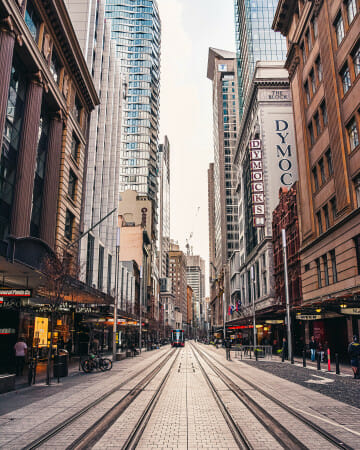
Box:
[185,232,193,256]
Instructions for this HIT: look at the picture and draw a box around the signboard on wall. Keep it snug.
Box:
[249,140,265,227]
[34,317,49,347]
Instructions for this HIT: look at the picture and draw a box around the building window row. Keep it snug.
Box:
[334,0,359,48]
[312,149,333,192]
[346,113,360,151]
[300,16,318,64]
[308,100,328,146]
[316,195,337,236]
[315,249,338,288]
[304,55,323,105]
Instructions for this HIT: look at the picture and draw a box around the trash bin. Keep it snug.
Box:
[53,350,68,378]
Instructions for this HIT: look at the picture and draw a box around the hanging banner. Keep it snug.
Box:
[249,140,265,227]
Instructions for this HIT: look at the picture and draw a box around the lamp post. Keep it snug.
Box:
[223,290,226,340]
[113,227,120,361]
[251,265,257,347]
[282,229,292,362]
[139,265,143,354]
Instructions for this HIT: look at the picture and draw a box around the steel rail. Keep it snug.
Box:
[196,344,354,450]
[121,348,181,449]
[22,348,175,450]
[190,345,252,450]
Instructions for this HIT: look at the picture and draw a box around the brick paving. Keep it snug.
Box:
[201,344,360,449]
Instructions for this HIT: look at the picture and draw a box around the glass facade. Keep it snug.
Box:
[105,0,161,202]
[234,0,287,115]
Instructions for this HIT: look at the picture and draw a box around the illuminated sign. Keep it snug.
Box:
[296,315,322,321]
[341,308,360,315]
[265,320,284,324]
[249,140,265,227]
[34,317,49,347]
[0,289,31,297]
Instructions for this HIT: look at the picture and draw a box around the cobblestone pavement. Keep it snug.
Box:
[201,344,360,449]
[0,347,172,449]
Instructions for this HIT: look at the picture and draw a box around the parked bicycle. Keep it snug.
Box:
[81,353,112,373]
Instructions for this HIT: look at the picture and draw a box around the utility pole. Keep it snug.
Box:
[282,229,292,361]
[223,291,226,340]
[113,228,120,361]
[251,265,257,347]
[139,265,143,354]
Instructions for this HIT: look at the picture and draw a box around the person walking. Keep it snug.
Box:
[225,338,232,361]
[348,335,360,379]
[282,337,288,360]
[14,337,27,376]
[309,336,317,362]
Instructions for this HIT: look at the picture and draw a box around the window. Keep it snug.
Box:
[73,95,82,123]
[71,134,80,161]
[326,150,333,176]
[312,167,319,191]
[334,14,344,46]
[330,250,337,283]
[354,235,360,275]
[107,255,112,295]
[330,196,337,219]
[305,263,311,272]
[320,101,328,127]
[86,234,94,286]
[316,56,323,82]
[25,1,41,42]
[98,245,104,291]
[315,112,321,136]
[323,254,329,286]
[347,118,359,150]
[308,122,315,146]
[354,175,360,207]
[68,169,77,200]
[301,43,306,63]
[316,258,322,288]
[50,50,61,84]
[317,211,323,234]
[346,0,357,25]
[319,158,326,184]
[65,210,74,240]
[312,16,318,39]
[304,81,310,104]
[323,204,330,230]
[310,69,316,94]
[341,65,351,94]
[353,45,360,77]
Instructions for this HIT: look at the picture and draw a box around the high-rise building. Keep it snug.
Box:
[158,136,170,278]
[186,255,206,332]
[169,242,187,327]
[273,0,360,351]
[105,0,161,204]
[65,0,126,295]
[234,0,287,115]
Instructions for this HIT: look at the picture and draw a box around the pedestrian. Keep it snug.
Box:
[348,335,360,379]
[309,336,317,362]
[225,338,232,360]
[14,337,27,376]
[282,337,288,360]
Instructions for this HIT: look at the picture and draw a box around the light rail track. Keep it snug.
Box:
[193,344,354,450]
[22,348,177,450]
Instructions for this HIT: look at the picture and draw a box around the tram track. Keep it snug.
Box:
[22,348,177,450]
[193,343,354,450]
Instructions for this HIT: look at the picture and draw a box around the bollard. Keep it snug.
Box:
[335,353,340,375]
[327,348,331,372]
[282,350,285,362]
[317,352,321,370]
[303,350,306,367]
[255,349,258,361]
[291,353,294,364]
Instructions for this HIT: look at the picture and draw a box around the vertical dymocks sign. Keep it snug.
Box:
[249,140,265,227]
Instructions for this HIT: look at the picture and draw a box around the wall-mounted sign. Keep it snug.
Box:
[341,308,360,315]
[34,317,49,347]
[218,64,227,72]
[249,140,265,227]
[0,289,31,297]
[296,315,322,321]
[265,320,284,324]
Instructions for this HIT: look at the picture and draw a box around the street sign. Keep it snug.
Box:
[0,289,31,297]
[341,308,360,315]
[296,314,322,320]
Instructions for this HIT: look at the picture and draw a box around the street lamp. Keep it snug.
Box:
[113,227,120,361]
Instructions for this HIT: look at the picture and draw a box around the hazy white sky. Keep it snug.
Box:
[157,0,235,288]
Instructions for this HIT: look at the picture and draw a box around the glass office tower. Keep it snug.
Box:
[234,0,286,115]
[105,0,161,203]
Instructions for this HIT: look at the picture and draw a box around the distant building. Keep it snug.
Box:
[158,136,171,278]
[186,255,206,333]
[169,242,187,328]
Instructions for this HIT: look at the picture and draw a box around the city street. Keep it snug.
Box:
[0,342,359,449]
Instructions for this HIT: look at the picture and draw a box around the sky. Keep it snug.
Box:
[157,0,235,292]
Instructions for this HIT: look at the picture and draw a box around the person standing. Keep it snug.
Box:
[225,338,232,361]
[309,336,317,362]
[282,337,288,360]
[14,337,27,376]
[348,335,360,379]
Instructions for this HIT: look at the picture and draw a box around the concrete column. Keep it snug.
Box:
[39,112,63,248]
[10,74,44,237]
[0,17,17,148]
[346,317,353,343]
